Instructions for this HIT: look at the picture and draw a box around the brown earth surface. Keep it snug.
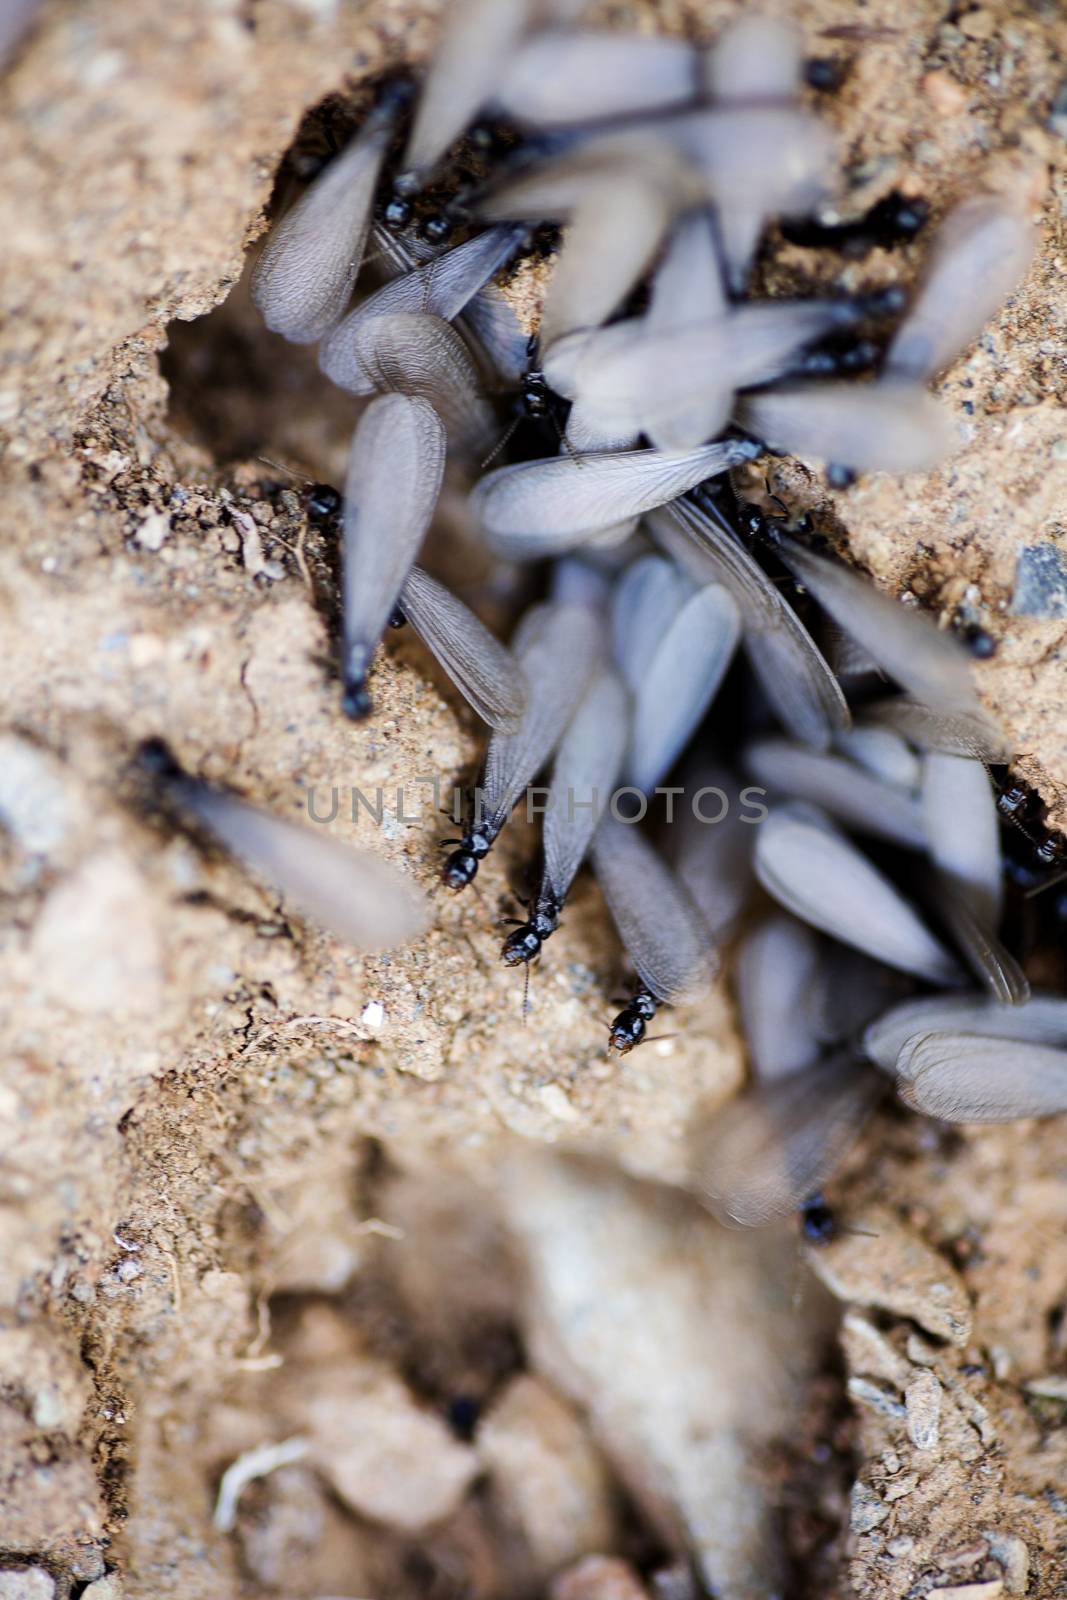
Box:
[1,1,1066,1597]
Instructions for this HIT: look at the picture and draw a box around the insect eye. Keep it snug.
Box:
[383,195,413,231]
[307,483,341,520]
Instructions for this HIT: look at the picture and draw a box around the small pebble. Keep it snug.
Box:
[135,509,169,551]
[982,1530,1029,1596]
[923,69,968,114]
[850,1482,889,1533]
[905,1368,942,1449]
[884,1472,918,1502]
[958,8,995,39]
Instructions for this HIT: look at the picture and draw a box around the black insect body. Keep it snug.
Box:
[780,191,930,256]
[499,664,629,964]
[608,985,659,1054]
[501,894,562,966]
[442,819,493,891]
[799,1192,837,1245]
[306,482,342,522]
[441,603,600,891]
[382,193,414,231]
[521,370,552,419]
[804,56,850,92]
[131,741,427,951]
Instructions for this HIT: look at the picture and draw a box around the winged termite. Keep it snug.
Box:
[495,30,699,128]
[564,301,853,451]
[590,813,716,1052]
[341,394,447,719]
[754,805,961,982]
[693,1051,885,1227]
[886,195,1037,383]
[651,498,850,750]
[319,225,528,392]
[703,16,806,286]
[898,1032,1067,1123]
[472,437,761,560]
[863,992,1067,1076]
[502,665,630,965]
[771,536,983,720]
[443,603,600,888]
[251,93,401,344]
[137,740,427,951]
[670,761,758,943]
[739,382,955,474]
[339,312,495,450]
[397,567,526,731]
[620,579,741,796]
[736,913,824,1081]
[400,0,533,184]
[744,737,927,849]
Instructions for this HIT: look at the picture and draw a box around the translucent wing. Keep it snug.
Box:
[319,226,527,391]
[740,382,955,473]
[480,603,601,831]
[610,555,690,694]
[736,913,823,1081]
[543,667,630,902]
[591,813,715,1002]
[539,174,674,349]
[701,23,806,286]
[921,752,1002,926]
[166,776,427,951]
[705,13,802,101]
[669,105,835,289]
[627,584,741,794]
[670,762,757,941]
[341,395,447,707]
[836,725,921,790]
[754,805,961,983]
[495,30,698,127]
[899,1032,1067,1123]
[345,312,494,449]
[744,737,926,849]
[462,281,532,383]
[646,207,726,332]
[403,0,532,179]
[399,566,526,731]
[865,992,1067,1076]
[932,883,1030,1007]
[472,438,759,560]
[572,302,849,452]
[565,399,641,455]
[251,106,395,344]
[694,1053,884,1227]
[773,536,980,718]
[887,196,1037,382]
[652,500,850,749]
[863,696,1010,762]
[480,127,703,222]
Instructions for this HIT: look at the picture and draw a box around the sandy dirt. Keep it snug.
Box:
[1,1,1066,1596]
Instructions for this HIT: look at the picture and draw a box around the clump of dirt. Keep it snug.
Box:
[1,1,1066,1597]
